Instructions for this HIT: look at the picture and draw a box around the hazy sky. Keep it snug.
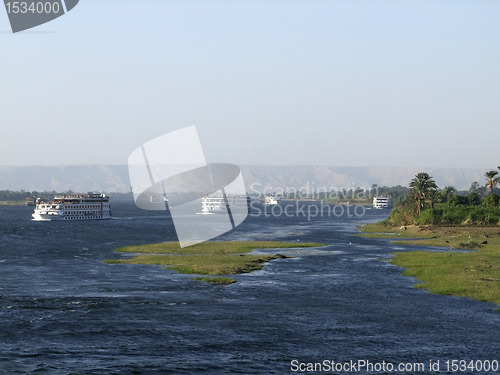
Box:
[1,0,499,168]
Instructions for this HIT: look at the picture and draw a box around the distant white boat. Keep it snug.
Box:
[149,195,167,203]
[373,196,392,209]
[264,195,281,205]
[202,195,250,213]
[202,195,226,213]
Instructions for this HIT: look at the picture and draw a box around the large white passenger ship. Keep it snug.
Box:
[373,196,392,209]
[32,194,112,221]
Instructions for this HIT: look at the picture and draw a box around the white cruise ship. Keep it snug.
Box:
[264,195,281,205]
[373,196,392,209]
[32,194,112,221]
[201,195,250,213]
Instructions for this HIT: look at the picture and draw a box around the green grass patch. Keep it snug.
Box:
[115,240,323,255]
[359,224,500,307]
[390,248,500,305]
[390,230,493,250]
[357,223,437,239]
[111,253,284,275]
[106,241,324,282]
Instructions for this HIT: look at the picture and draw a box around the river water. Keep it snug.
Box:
[1,200,499,374]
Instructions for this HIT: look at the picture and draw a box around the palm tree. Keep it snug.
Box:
[427,188,440,209]
[484,170,500,194]
[409,172,438,215]
[440,186,457,203]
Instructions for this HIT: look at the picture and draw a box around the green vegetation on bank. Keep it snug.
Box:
[387,203,500,226]
[360,223,500,307]
[392,248,500,305]
[105,241,325,284]
[384,171,500,227]
[360,168,500,309]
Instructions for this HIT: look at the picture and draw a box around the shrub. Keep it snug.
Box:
[467,192,482,206]
[417,208,444,225]
[457,240,481,249]
[441,206,469,224]
[448,195,467,207]
[384,207,413,226]
[484,193,500,208]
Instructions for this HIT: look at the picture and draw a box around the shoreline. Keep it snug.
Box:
[359,223,500,309]
[263,198,372,205]
[0,201,26,206]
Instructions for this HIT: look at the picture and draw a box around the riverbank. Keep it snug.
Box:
[359,223,500,307]
[105,240,325,284]
[0,201,25,206]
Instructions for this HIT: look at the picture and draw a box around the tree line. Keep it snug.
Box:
[385,168,500,226]
[0,190,133,202]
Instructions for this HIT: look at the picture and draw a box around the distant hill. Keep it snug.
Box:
[0,165,488,193]
[0,165,130,193]
[241,166,487,192]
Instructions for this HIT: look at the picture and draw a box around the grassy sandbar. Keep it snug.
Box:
[105,241,324,283]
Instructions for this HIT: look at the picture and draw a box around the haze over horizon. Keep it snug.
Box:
[0,164,493,193]
[1,1,499,169]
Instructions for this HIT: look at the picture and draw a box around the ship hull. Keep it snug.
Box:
[32,212,112,221]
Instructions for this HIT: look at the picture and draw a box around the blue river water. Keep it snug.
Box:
[1,200,499,374]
